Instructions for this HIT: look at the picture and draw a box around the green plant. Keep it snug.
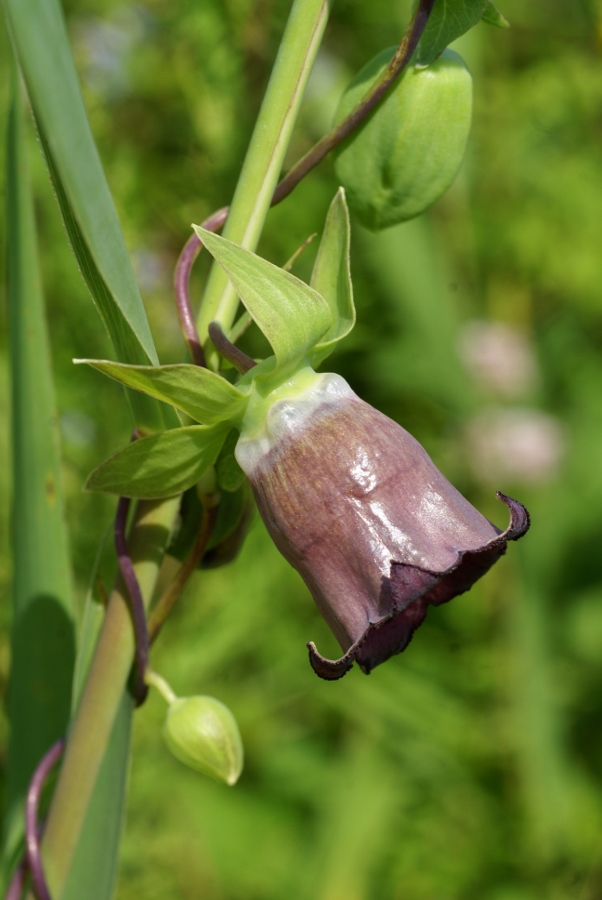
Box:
[7,0,585,898]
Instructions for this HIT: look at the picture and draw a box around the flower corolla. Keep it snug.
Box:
[235,370,529,680]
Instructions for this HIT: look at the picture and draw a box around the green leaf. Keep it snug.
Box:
[3,70,75,877]
[481,0,509,28]
[216,430,246,492]
[416,0,488,66]
[86,425,231,499]
[194,227,332,369]
[77,360,249,426]
[4,0,177,432]
[166,482,251,570]
[309,188,355,365]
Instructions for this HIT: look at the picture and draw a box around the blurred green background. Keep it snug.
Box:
[2,0,602,897]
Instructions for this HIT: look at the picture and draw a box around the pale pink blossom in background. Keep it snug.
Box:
[458,320,539,398]
[465,408,565,485]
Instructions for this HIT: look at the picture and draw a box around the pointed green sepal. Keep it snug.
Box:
[85,423,230,498]
[76,359,249,426]
[481,1,509,28]
[193,227,332,368]
[309,188,355,366]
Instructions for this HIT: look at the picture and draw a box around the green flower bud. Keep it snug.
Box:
[333,48,472,230]
[163,696,243,785]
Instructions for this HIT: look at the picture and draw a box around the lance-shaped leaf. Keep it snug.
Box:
[86,424,230,499]
[309,188,355,366]
[416,0,488,66]
[193,226,332,369]
[76,360,249,426]
[481,1,509,28]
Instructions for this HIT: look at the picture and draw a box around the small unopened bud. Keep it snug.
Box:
[163,695,243,785]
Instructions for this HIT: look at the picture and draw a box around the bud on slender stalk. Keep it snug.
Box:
[163,695,244,785]
[146,670,244,784]
[236,370,530,680]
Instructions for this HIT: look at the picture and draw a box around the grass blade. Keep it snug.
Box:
[2,69,75,881]
[62,692,133,900]
[4,0,178,430]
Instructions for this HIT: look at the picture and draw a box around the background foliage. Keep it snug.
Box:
[1,0,602,897]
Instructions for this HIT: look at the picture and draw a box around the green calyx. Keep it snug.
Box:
[333,48,473,231]
[239,366,325,443]
[81,189,355,499]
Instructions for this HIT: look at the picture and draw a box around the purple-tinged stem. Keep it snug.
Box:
[5,856,28,900]
[148,501,217,644]
[114,497,149,706]
[208,322,256,374]
[272,0,435,205]
[24,738,65,900]
[174,206,228,367]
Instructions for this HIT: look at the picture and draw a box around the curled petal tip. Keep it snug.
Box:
[495,492,531,541]
[307,642,354,681]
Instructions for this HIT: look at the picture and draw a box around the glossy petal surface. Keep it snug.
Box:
[237,374,529,680]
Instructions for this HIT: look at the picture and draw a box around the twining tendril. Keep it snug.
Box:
[5,855,28,900]
[114,496,149,707]
[174,206,229,367]
[116,488,219,701]
[5,738,66,900]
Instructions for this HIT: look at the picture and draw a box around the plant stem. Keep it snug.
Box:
[26,739,65,900]
[147,500,216,643]
[39,496,180,899]
[115,496,149,706]
[196,0,331,358]
[272,0,436,206]
[175,206,228,366]
[180,0,435,366]
[144,670,177,707]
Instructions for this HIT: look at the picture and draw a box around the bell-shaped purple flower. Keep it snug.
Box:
[235,372,529,681]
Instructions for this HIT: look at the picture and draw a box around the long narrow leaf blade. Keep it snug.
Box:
[5,0,176,431]
[65,538,131,900]
[62,692,133,900]
[3,71,75,879]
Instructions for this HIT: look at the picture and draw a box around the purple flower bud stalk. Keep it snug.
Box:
[235,369,529,680]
